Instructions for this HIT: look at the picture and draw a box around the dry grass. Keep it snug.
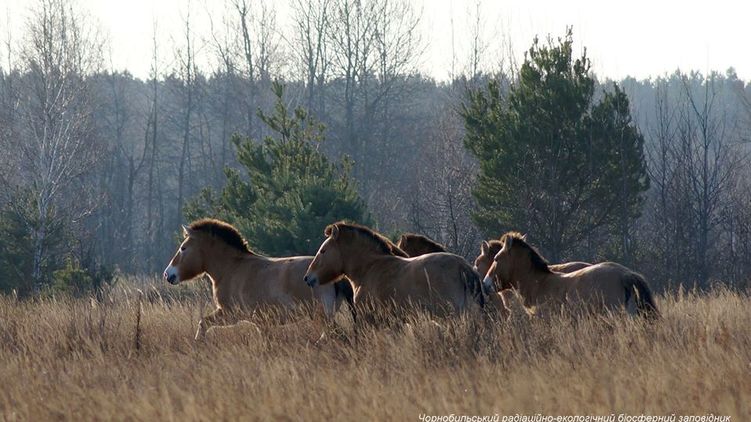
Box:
[0,279,748,421]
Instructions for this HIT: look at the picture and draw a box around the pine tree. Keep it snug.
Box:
[186,82,371,256]
[0,189,66,295]
[462,30,649,261]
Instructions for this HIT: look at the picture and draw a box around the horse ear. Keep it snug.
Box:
[481,240,490,255]
[329,224,340,239]
[503,235,513,250]
[182,225,193,237]
[521,233,528,241]
[399,234,407,244]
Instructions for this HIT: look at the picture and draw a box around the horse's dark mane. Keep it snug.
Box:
[484,239,503,256]
[400,233,447,253]
[327,222,409,257]
[500,232,551,273]
[189,219,253,254]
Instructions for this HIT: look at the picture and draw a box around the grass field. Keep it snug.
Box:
[0,279,748,421]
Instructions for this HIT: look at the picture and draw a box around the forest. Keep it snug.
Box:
[0,1,749,420]
[1,0,750,296]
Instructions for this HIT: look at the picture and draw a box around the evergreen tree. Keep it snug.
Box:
[462,30,649,261]
[0,189,66,295]
[186,82,371,256]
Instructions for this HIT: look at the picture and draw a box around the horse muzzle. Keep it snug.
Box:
[164,266,179,285]
[304,274,318,287]
[481,275,495,295]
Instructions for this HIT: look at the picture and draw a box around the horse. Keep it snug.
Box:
[473,238,591,287]
[473,238,592,319]
[163,218,355,340]
[303,222,484,316]
[482,232,659,319]
[397,232,518,319]
[397,233,447,257]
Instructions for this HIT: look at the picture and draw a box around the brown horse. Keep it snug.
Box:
[473,238,592,319]
[473,239,591,286]
[482,232,659,319]
[163,219,354,339]
[397,232,517,319]
[397,233,447,257]
[303,222,484,315]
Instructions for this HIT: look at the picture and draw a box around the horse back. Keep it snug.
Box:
[221,255,331,309]
[560,262,648,310]
[403,252,482,310]
[550,261,591,273]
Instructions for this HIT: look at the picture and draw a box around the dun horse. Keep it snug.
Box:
[304,222,484,315]
[474,239,591,288]
[482,232,659,319]
[163,219,354,339]
[397,233,447,257]
[398,232,516,318]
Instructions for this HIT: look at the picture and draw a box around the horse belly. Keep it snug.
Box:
[234,270,312,310]
[568,283,626,315]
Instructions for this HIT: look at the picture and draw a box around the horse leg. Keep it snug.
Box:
[491,291,512,321]
[333,281,357,325]
[195,307,240,341]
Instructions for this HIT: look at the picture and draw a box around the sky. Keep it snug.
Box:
[2,0,750,81]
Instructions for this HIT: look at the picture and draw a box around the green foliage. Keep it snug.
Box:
[0,189,65,296]
[462,29,649,261]
[48,259,114,298]
[48,258,93,297]
[0,189,113,298]
[186,82,371,256]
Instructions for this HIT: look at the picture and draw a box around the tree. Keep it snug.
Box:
[0,189,65,294]
[5,0,104,293]
[462,30,649,262]
[174,5,197,234]
[293,0,332,117]
[186,82,371,256]
[409,103,481,259]
[644,72,741,288]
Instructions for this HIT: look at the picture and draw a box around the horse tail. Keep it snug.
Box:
[623,273,660,320]
[334,279,357,325]
[461,265,485,310]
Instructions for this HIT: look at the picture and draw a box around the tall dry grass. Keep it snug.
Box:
[0,278,748,421]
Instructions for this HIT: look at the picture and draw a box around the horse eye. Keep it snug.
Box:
[180,246,186,251]
[320,249,326,254]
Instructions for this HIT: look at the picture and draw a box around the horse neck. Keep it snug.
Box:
[514,266,564,306]
[341,248,402,289]
[202,244,259,285]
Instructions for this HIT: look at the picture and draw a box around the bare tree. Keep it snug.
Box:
[143,21,164,272]
[292,0,332,116]
[326,0,423,201]
[174,5,197,228]
[410,104,480,258]
[678,73,740,287]
[645,73,741,288]
[328,0,377,162]
[466,0,487,80]
[8,0,103,292]
[231,0,281,137]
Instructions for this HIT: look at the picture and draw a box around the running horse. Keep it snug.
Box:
[304,222,484,315]
[482,232,659,319]
[397,233,447,257]
[163,219,355,339]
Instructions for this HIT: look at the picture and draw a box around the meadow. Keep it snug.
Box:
[0,278,747,421]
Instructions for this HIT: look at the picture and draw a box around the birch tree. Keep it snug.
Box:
[9,0,103,292]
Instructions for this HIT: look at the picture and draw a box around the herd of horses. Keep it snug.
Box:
[163,218,659,340]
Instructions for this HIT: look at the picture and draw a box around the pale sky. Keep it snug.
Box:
[3,0,750,81]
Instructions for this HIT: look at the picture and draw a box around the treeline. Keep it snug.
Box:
[0,0,749,296]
